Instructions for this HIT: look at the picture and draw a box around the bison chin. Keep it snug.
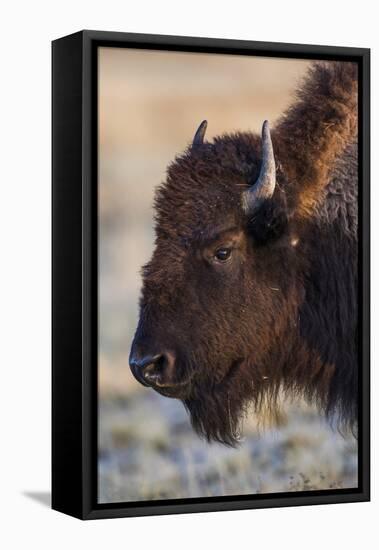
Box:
[183,366,256,446]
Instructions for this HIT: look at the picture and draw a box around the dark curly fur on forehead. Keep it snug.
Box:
[130,61,358,446]
[154,133,262,244]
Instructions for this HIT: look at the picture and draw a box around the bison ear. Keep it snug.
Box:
[247,191,289,244]
[192,120,208,147]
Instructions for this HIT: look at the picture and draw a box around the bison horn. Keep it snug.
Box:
[242,120,276,213]
[192,120,208,146]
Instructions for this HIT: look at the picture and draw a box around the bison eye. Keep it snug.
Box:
[214,247,232,262]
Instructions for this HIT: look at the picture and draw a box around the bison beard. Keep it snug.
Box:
[184,374,251,447]
[183,358,278,446]
[129,61,358,446]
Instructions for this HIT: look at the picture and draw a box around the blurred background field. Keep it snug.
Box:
[98,48,358,503]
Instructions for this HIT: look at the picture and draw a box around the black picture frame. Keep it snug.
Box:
[52,30,370,520]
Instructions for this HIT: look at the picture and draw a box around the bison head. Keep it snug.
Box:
[129,120,303,445]
[129,62,358,445]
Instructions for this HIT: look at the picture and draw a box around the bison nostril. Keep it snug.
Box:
[142,362,162,383]
[129,352,176,388]
[129,353,163,386]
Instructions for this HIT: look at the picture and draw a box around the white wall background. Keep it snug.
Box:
[0,1,376,548]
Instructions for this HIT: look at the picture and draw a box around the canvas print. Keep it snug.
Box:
[98,48,358,504]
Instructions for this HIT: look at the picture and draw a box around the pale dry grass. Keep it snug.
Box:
[98,392,358,503]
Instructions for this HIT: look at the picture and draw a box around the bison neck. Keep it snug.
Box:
[281,156,358,426]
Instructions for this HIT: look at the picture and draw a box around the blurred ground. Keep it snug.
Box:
[99,391,357,503]
[98,48,358,503]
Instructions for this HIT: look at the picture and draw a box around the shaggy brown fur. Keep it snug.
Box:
[129,61,358,446]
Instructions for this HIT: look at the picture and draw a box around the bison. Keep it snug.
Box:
[129,61,358,446]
